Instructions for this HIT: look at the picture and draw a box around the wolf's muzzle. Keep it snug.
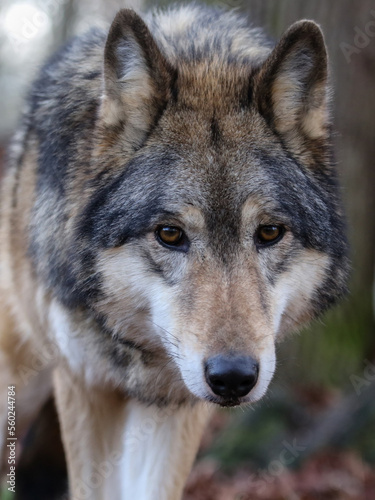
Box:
[204,354,259,400]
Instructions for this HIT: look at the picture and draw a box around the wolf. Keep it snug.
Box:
[0,3,349,499]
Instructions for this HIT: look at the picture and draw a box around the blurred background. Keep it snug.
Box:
[0,0,374,499]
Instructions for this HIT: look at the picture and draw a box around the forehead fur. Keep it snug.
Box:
[146,4,272,65]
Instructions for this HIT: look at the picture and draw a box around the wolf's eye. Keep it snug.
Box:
[255,225,284,247]
[156,226,188,251]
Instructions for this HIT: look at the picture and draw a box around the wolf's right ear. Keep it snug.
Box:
[255,20,329,142]
[100,9,174,147]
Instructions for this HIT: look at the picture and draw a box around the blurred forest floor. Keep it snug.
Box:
[184,383,375,500]
[185,451,375,500]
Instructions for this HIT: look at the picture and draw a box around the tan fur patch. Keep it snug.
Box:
[302,103,328,139]
[271,73,302,133]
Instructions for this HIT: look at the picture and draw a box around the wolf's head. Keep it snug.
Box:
[75,8,349,407]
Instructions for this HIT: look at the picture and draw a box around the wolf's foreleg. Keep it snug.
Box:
[53,363,129,500]
[118,399,211,500]
[54,363,211,500]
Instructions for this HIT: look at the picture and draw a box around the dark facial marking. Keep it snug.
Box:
[210,116,221,145]
[78,149,179,248]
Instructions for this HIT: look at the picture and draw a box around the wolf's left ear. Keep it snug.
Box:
[100,9,174,146]
[255,20,329,141]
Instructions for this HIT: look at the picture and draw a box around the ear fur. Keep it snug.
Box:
[255,20,329,142]
[100,9,174,147]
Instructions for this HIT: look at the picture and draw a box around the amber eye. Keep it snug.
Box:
[156,226,188,251]
[256,225,284,246]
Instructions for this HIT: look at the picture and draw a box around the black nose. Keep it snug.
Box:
[205,355,259,399]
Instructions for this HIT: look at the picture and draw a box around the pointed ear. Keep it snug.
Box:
[255,20,329,141]
[99,9,174,146]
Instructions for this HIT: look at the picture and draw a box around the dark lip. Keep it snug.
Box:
[205,395,244,408]
[219,399,241,408]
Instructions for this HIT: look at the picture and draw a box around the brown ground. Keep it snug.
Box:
[184,451,375,500]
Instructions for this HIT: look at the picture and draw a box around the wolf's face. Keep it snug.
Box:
[68,11,348,406]
[92,111,333,406]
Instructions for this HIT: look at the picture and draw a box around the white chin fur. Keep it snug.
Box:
[248,346,276,402]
